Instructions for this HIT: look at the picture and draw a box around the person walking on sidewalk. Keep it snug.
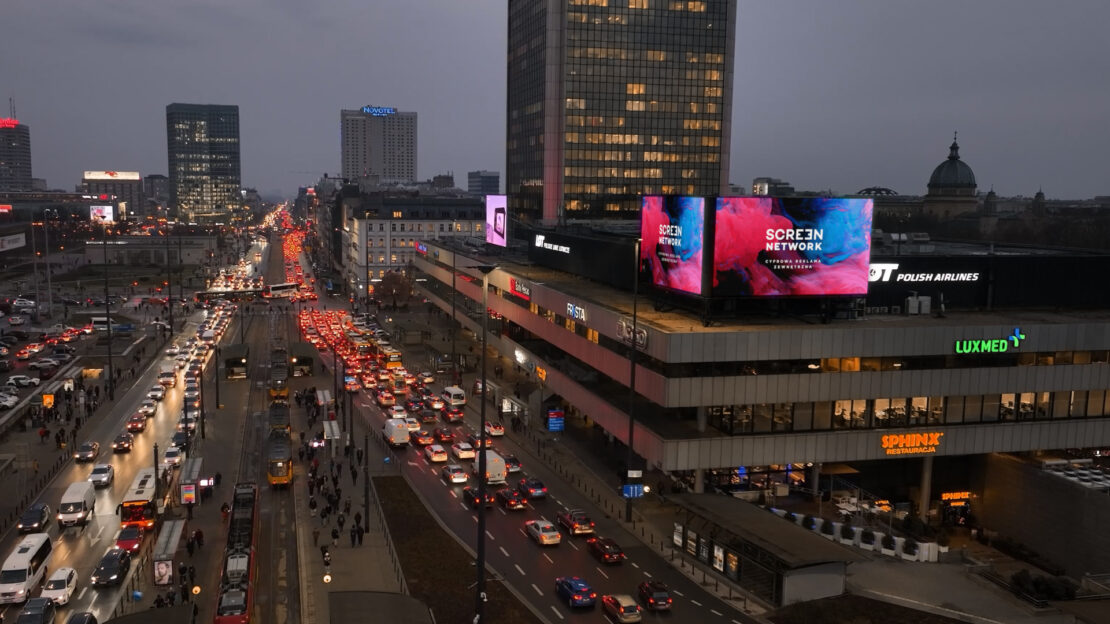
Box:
[354,511,362,528]
[312,527,320,546]
[337,513,345,532]
[349,525,357,547]
[356,524,365,546]
[331,527,339,547]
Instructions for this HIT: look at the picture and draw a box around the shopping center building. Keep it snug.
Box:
[413,212,1110,508]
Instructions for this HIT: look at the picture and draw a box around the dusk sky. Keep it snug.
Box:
[3,1,1108,199]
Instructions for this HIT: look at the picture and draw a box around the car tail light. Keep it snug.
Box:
[573,595,581,601]
[648,598,655,604]
[541,487,548,492]
[589,592,597,598]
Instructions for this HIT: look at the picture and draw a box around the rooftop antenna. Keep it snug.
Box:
[8,97,14,118]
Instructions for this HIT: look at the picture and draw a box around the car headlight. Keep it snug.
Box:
[110,574,118,580]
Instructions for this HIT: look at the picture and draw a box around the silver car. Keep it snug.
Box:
[88,464,115,487]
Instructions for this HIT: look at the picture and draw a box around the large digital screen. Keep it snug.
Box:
[713,197,873,297]
[640,196,706,295]
[485,195,507,247]
[90,205,115,223]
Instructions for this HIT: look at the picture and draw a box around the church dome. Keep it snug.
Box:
[928,136,977,192]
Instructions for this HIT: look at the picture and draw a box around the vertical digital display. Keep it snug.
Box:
[485,195,508,247]
[640,196,706,296]
[713,197,873,296]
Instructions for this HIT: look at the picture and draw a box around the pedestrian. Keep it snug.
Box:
[337,513,345,531]
[186,536,195,557]
[180,582,190,603]
[307,478,315,496]
[187,565,196,585]
[350,465,357,483]
[312,527,320,546]
[194,529,204,547]
[354,511,362,528]
[167,590,176,606]
[350,525,357,547]
[186,501,194,520]
[32,459,39,474]
[356,447,364,464]
[298,447,305,462]
[335,486,342,503]
[308,497,317,516]
[356,524,365,546]
[343,498,351,515]
[214,472,222,487]
[331,474,339,490]
[178,562,187,581]
[221,502,230,522]
[331,527,339,547]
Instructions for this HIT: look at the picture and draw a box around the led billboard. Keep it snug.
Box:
[640,196,706,295]
[713,197,872,297]
[90,205,115,223]
[485,195,507,247]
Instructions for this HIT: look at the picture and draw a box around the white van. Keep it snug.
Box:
[382,419,410,448]
[58,481,96,526]
[443,386,467,408]
[0,533,53,604]
[472,450,507,485]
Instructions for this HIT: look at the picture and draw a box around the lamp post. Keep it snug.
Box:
[625,239,641,523]
[103,222,115,400]
[473,264,495,623]
[166,227,174,335]
[215,347,222,408]
[450,251,457,385]
[41,210,56,319]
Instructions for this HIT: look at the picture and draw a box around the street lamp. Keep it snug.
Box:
[101,220,116,400]
[472,264,496,623]
[165,226,174,334]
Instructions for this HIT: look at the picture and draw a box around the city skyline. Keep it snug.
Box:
[2,0,1108,199]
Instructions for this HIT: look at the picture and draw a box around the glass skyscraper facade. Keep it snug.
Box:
[0,118,33,192]
[166,103,241,222]
[507,0,735,224]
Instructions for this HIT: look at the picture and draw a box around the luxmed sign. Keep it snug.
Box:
[954,328,1025,354]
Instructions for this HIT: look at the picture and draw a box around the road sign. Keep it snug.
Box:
[627,470,642,479]
[622,484,645,499]
[546,408,564,432]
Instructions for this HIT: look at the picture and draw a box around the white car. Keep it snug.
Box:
[147,386,166,401]
[5,375,40,387]
[184,385,200,400]
[451,442,475,460]
[418,371,435,384]
[27,359,59,371]
[441,464,468,484]
[0,394,18,409]
[88,463,115,487]
[524,520,562,546]
[7,316,25,326]
[484,421,505,437]
[403,416,420,430]
[162,447,185,468]
[424,444,448,463]
[166,345,180,355]
[138,399,157,416]
[40,566,78,605]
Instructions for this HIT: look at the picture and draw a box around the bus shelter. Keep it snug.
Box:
[179,457,205,506]
[290,341,314,377]
[153,519,187,586]
[222,344,249,379]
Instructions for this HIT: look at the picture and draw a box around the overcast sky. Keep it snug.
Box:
[3,1,1108,199]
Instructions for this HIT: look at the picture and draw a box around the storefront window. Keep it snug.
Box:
[860,357,880,372]
[1072,391,1088,417]
[772,404,792,432]
[1052,391,1069,418]
[840,358,860,372]
[1092,391,1108,417]
[752,404,772,433]
[1018,393,1035,419]
[1036,353,1055,366]
[1074,351,1092,364]
[833,400,851,429]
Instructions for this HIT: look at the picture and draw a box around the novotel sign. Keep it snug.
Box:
[954,328,1025,354]
[360,105,396,116]
[882,432,944,456]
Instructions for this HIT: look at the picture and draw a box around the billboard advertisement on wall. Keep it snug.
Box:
[89,205,115,223]
[640,196,706,296]
[485,195,507,247]
[712,197,873,297]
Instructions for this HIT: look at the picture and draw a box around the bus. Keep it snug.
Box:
[194,289,263,304]
[265,283,299,298]
[381,346,403,370]
[267,401,290,434]
[119,468,159,529]
[215,483,259,624]
[266,432,293,487]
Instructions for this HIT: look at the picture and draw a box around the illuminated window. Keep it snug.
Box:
[629,0,648,7]
[645,50,666,61]
[704,86,723,97]
[705,53,724,63]
[704,70,722,81]
[565,132,580,143]
[392,211,402,218]
[626,83,646,95]
[566,98,586,110]
[625,100,646,111]
[390,254,397,263]
[587,328,599,343]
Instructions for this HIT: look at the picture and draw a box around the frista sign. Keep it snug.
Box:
[881,432,944,456]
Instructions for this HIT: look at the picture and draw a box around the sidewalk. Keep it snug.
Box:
[290,357,406,624]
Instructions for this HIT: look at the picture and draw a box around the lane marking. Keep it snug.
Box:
[549,606,564,620]
[531,584,543,596]
[710,609,723,616]
[691,599,703,607]
[595,567,609,579]
[643,571,653,578]
[630,562,640,569]
[449,489,457,498]
[498,507,507,516]
[460,502,468,510]
[514,564,526,576]
[543,553,554,564]
[566,540,578,551]
[472,516,478,523]
[77,587,88,601]
[499,546,509,557]
[673,589,685,597]
[486,530,495,541]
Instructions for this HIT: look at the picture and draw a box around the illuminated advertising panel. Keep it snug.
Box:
[485,195,507,247]
[83,170,141,181]
[90,205,115,223]
[640,196,705,296]
[713,197,872,297]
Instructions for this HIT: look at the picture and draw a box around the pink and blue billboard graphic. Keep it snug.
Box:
[640,196,705,296]
[713,197,873,297]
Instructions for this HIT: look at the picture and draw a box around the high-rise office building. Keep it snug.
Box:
[82,171,145,219]
[166,103,241,222]
[468,170,500,195]
[0,117,33,192]
[341,106,417,183]
[507,0,736,224]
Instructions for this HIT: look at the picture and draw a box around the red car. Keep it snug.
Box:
[587,537,626,564]
[434,428,455,444]
[126,415,147,433]
[115,526,144,552]
[443,407,465,423]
